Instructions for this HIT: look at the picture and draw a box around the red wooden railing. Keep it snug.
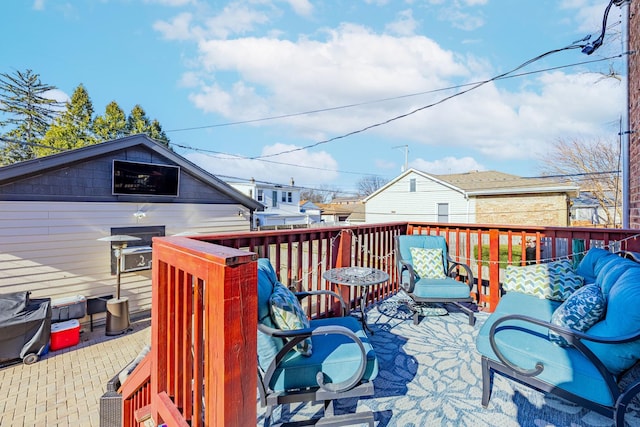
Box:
[118,222,640,426]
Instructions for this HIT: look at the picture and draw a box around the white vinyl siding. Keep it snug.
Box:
[0,201,251,321]
[365,171,474,224]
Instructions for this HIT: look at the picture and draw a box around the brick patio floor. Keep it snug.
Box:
[0,316,150,427]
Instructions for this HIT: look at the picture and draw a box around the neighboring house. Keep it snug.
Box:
[571,191,620,228]
[364,168,579,227]
[300,200,322,224]
[318,201,365,225]
[229,178,318,228]
[0,134,262,321]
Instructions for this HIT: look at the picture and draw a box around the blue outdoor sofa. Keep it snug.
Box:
[476,248,640,426]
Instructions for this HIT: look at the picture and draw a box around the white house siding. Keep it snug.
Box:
[0,201,250,322]
[365,173,476,224]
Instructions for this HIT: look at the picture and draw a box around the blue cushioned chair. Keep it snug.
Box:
[256,258,378,427]
[395,235,476,326]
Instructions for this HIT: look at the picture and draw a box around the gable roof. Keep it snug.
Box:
[364,168,579,201]
[0,134,263,210]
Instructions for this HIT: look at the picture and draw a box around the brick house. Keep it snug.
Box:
[364,168,579,226]
[628,0,640,227]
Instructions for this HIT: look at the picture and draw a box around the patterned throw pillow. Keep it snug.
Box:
[549,284,606,347]
[410,247,446,279]
[503,259,584,301]
[269,283,313,356]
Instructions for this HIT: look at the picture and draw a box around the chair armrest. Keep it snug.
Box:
[488,314,639,389]
[258,322,369,394]
[398,259,416,293]
[295,290,348,317]
[447,257,474,287]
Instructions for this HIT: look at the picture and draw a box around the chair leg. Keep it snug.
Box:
[453,302,475,326]
[481,357,492,408]
[614,380,640,427]
[412,311,420,325]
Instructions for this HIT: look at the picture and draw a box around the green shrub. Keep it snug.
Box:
[472,245,523,266]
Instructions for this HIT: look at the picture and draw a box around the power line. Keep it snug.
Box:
[250,48,621,160]
[165,55,621,134]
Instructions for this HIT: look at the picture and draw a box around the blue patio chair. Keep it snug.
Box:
[256,258,378,426]
[395,235,476,326]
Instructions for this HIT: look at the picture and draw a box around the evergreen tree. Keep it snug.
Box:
[38,84,96,155]
[93,101,126,141]
[126,104,151,135]
[126,104,170,147]
[0,69,61,165]
[148,118,170,146]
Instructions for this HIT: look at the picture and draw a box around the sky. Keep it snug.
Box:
[1,0,627,196]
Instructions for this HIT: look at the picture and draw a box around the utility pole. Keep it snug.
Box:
[393,145,409,172]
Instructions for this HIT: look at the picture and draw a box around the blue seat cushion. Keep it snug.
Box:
[476,292,616,406]
[411,277,471,299]
[266,316,378,392]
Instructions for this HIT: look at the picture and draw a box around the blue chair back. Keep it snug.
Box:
[397,235,449,272]
[257,258,284,368]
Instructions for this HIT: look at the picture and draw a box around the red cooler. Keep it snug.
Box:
[50,319,80,351]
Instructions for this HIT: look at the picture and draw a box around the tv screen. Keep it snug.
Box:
[112,160,180,196]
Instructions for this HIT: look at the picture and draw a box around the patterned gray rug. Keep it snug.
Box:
[258,295,640,426]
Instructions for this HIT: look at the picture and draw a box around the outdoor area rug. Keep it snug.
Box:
[257,294,640,426]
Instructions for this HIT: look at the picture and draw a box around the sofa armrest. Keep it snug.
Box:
[258,322,368,393]
[489,313,640,387]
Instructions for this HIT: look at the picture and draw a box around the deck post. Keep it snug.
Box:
[150,237,257,427]
[488,229,500,311]
[331,229,353,316]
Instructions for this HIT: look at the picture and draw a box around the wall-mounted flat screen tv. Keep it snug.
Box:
[112,160,180,196]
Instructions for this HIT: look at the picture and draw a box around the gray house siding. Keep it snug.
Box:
[0,135,262,325]
[365,171,475,224]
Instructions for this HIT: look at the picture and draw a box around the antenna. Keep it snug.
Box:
[392,145,409,171]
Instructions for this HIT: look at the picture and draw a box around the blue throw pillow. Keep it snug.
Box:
[269,283,312,356]
[549,284,605,347]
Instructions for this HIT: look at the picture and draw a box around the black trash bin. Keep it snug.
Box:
[0,291,51,365]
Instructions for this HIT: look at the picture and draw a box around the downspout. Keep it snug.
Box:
[617,0,631,228]
[465,193,471,223]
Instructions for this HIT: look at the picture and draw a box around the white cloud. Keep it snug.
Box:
[153,2,624,184]
[284,0,313,17]
[191,24,468,128]
[144,0,195,6]
[153,12,194,41]
[385,9,419,36]
[32,0,45,11]
[186,143,339,185]
[154,3,270,40]
[438,8,485,31]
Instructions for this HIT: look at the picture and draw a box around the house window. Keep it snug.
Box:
[437,203,449,223]
[287,192,292,203]
[282,192,287,202]
[257,189,263,202]
[409,178,416,192]
[272,190,278,208]
[249,189,253,198]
